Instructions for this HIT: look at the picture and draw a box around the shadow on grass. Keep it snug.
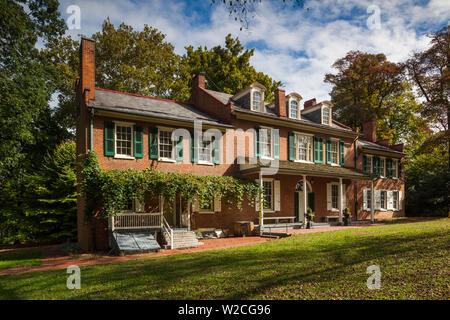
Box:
[1,220,449,299]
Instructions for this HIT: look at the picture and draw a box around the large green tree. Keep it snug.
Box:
[176,34,283,102]
[324,51,404,131]
[0,0,66,177]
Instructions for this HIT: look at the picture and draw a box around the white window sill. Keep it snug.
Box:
[198,161,214,166]
[114,155,135,160]
[199,211,215,214]
[330,163,340,167]
[260,156,274,161]
[329,208,339,212]
[262,210,275,213]
[295,160,314,164]
[159,158,176,163]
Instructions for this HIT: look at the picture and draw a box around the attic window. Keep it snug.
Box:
[290,100,299,119]
[252,90,262,111]
[322,106,331,125]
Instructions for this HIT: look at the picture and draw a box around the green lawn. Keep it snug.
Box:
[0,247,42,271]
[0,218,449,300]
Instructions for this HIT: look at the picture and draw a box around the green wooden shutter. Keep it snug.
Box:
[104,122,115,157]
[326,138,331,165]
[274,130,280,159]
[213,136,220,164]
[373,156,380,176]
[190,132,198,163]
[294,192,299,222]
[133,125,143,158]
[363,155,367,171]
[308,192,315,212]
[175,136,183,162]
[386,158,393,178]
[148,127,158,159]
[318,137,323,163]
[288,132,295,161]
[254,127,260,158]
[398,160,402,179]
[340,140,345,166]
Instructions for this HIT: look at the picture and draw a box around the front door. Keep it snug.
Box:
[295,180,313,222]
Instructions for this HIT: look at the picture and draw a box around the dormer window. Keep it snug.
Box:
[290,100,299,119]
[322,106,331,125]
[251,90,263,111]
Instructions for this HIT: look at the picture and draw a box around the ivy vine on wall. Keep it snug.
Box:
[80,151,261,218]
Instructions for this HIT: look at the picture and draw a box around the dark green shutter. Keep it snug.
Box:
[149,127,158,159]
[213,136,220,164]
[314,137,323,164]
[104,122,115,157]
[340,140,345,166]
[398,160,402,179]
[254,127,260,158]
[363,155,367,171]
[133,125,143,158]
[175,136,183,162]
[308,192,315,212]
[373,156,380,176]
[190,132,198,163]
[326,138,331,165]
[386,158,393,178]
[294,192,299,222]
[288,132,295,161]
[274,129,280,159]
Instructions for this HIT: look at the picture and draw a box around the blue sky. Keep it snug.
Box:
[58,0,449,103]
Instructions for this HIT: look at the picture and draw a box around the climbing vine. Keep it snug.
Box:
[80,151,261,218]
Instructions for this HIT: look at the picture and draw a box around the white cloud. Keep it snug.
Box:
[58,0,449,103]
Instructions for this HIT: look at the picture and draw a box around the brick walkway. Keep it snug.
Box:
[0,223,380,276]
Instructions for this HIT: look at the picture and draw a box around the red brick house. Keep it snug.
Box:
[76,38,405,251]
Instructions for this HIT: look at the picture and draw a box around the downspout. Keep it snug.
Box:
[90,108,96,251]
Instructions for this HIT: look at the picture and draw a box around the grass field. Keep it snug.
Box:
[0,218,448,300]
[0,247,42,271]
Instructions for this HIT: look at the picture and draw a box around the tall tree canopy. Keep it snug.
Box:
[405,26,449,165]
[177,34,283,102]
[0,0,66,177]
[324,51,404,130]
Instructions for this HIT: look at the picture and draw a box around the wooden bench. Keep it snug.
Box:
[263,216,296,224]
[325,216,340,223]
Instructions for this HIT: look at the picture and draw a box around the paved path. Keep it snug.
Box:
[0,223,381,276]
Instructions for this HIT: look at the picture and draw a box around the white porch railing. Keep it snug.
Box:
[110,212,161,231]
[162,216,174,249]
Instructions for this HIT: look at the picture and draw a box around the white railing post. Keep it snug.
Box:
[170,228,174,249]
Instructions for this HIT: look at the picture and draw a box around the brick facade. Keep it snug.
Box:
[76,38,405,251]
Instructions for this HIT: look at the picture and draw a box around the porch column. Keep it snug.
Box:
[303,175,307,225]
[370,180,375,223]
[259,170,264,235]
[339,178,343,223]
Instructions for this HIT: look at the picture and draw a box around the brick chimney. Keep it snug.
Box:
[304,98,316,110]
[362,120,377,142]
[79,37,95,103]
[274,88,286,118]
[192,71,206,89]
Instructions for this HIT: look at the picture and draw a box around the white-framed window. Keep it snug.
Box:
[260,127,273,159]
[331,140,339,165]
[322,106,331,125]
[296,133,313,162]
[365,155,373,173]
[331,184,339,210]
[380,190,387,210]
[393,191,399,210]
[367,190,372,210]
[262,180,273,211]
[380,157,385,177]
[252,90,263,111]
[392,159,398,178]
[158,128,174,160]
[115,123,133,157]
[198,135,213,164]
[289,99,299,119]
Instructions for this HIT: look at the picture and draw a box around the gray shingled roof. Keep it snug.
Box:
[88,88,231,127]
[359,140,403,154]
[205,89,234,104]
